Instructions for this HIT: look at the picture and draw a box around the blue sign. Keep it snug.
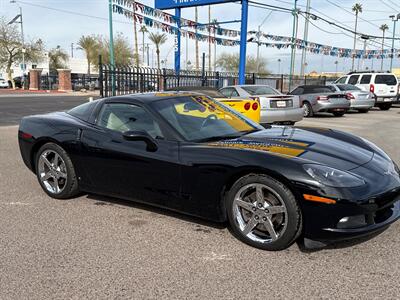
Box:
[155,0,231,9]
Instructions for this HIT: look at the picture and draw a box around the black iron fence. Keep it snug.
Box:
[99,64,327,98]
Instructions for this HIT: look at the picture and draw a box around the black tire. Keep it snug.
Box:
[226,174,302,251]
[35,142,79,199]
[303,102,313,117]
[332,111,345,117]
[357,109,369,113]
[378,103,391,110]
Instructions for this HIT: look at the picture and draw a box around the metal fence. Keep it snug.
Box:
[99,64,327,97]
[71,74,100,91]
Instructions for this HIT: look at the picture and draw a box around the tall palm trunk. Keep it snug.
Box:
[156,48,160,69]
[133,0,139,67]
[381,30,386,70]
[351,12,359,71]
[87,59,91,76]
[208,5,211,71]
[195,7,199,70]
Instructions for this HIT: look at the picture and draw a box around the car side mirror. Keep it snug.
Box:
[122,130,158,152]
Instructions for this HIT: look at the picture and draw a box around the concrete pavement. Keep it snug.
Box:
[0,105,399,299]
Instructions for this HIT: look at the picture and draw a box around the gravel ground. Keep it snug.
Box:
[0,106,399,299]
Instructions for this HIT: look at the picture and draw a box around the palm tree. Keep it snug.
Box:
[149,32,167,69]
[351,3,363,71]
[77,35,97,75]
[379,24,389,70]
[139,26,148,66]
[48,46,69,74]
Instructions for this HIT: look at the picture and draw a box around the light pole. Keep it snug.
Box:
[360,35,369,71]
[10,0,25,88]
[334,60,338,74]
[300,0,311,76]
[389,14,399,72]
[108,0,115,95]
[277,58,281,74]
[256,11,273,73]
[288,0,299,91]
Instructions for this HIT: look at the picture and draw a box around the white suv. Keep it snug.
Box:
[335,72,399,110]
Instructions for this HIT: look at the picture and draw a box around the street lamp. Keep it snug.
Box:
[277,58,281,74]
[360,35,369,71]
[389,13,400,71]
[256,11,273,73]
[9,0,25,88]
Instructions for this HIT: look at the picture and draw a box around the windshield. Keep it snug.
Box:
[336,84,361,91]
[242,86,279,95]
[193,89,226,98]
[152,95,263,142]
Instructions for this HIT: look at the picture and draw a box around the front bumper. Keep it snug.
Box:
[301,189,400,241]
[260,107,304,123]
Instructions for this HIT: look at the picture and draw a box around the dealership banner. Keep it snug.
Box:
[112,1,400,59]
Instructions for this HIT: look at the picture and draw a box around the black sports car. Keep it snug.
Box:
[18,92,400,250]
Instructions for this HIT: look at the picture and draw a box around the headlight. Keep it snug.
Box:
[304,164,365,188]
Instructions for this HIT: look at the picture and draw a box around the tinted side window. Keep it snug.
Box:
[220,88,233,98]
[97,103,163,138]
[375,75,397,85]
[348,75,360,85]
[360,75,371,84]
[336,77,347,84]
[289,87,304,95]
[231,88,239,97]
[67,101,96,122]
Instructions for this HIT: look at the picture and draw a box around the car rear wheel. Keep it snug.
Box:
[35,143,79,199]
[226,174,302,251]
[377,103,391,110]
[332,111,345,117]
[303,102,313,117]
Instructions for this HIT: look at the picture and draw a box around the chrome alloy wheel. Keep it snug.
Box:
[38,150,68,194]
[233,183,288,243]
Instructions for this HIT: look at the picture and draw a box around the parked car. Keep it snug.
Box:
[328,84,375,113]
[335,72,399,110]
[18,92,400,250]
[219,85,303,125]
[0,78,8,88]
[166,86,260,123]
[288,85,350,117]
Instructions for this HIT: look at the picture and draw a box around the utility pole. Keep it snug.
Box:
[108,0,115,95]
[146,44,150,66]
[288,0,298,90]
[300,0,311,76]
[389,14,399,72]
[277,58,281,74]
[71,43,74,58]
[256,11,273,73]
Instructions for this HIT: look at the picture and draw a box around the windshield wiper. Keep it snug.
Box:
[196,134,243,143]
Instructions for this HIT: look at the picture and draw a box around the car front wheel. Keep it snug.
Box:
[226,174,302,251]
[35,142,79,199]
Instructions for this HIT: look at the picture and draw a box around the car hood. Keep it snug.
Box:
[208,126,374,170]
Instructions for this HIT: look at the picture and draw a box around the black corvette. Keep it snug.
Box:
[18,92,400,250]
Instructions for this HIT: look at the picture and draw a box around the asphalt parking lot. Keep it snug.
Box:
[1,96,400,299]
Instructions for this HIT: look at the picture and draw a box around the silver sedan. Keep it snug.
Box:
[219,85,303,125]
[328,84,375,113]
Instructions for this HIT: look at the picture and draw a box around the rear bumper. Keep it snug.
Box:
[302,190,400,241]
[314,100,350,113]
[375,96,396,103]
[351,99,375,109]
[260,107,304,123]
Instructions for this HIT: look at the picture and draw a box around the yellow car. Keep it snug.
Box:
[166,87,260,123]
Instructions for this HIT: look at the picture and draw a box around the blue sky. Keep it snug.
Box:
[1,0,399,73]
